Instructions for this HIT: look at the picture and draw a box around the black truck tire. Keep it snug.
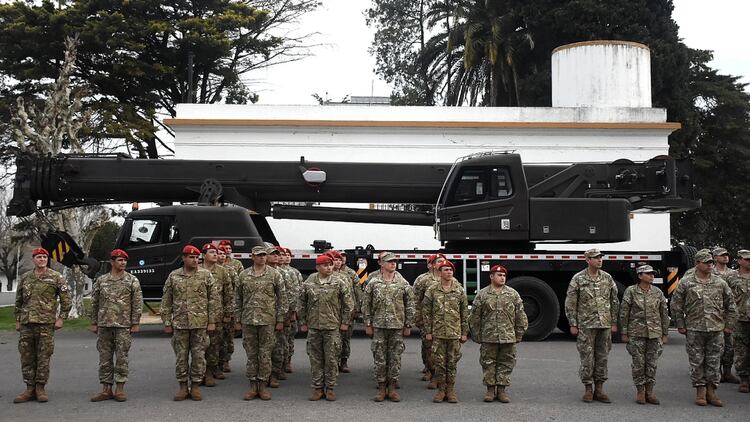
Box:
[507,276,559,341]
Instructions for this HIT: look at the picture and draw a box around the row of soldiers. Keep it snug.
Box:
[12,243,750,406]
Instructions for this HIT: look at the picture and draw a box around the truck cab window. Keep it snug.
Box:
[493,168,513,198]
[128,219,161,245]
[168,221,180,243]
[450,169,487,204]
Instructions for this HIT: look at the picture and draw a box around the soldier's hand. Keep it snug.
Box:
[235,323,242,331]
[290,312,297,321]
[425,333,432,341]
[130,324,140,333]
[299,324,308,333]
[403,327,411,337]
[459,335,468,344]
[621,334,629,343]
[207,323,216,332]
[570,326,579,336]
[661,335,668,345]
[340,324,349,332]
[164,325,173,334]
[54,318,64,330]
[678,328,687,335]
[365,325,374,337]
[724,328,733,334]
[516,337,523,343]
[275,322,284,331]
[16,321,20,331]
[89,324,98,334]
[610,324,618,333]
[223,316,231,323]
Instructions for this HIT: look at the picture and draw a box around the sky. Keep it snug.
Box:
[252,0,750,105]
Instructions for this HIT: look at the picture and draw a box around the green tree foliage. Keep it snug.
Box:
[88,220,122,261]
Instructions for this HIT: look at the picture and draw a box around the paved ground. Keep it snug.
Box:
[0,328,747,421]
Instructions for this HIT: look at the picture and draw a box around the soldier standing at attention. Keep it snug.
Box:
[620,265,669,405]
[727,249,750,393]
[671,249,737,406]
[413,253,446,388]
[468,265,527,403]
[267,246,293,387]
[423,261,469,403]
[332,250,359,374]
[234,245,286,401]
[161,245,219,401]
[712,247,741,384]
[89,249,143,402]
[298,254,354,401]
[201,243,234,386]
[362,251,415,402]
[13,247,72,404]
[282,247,304,373]
[564,248,619,403]
[220,239,245,276]
[217,244,238,374]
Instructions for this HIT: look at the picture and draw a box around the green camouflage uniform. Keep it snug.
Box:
[422,279,469,386]
[202,263,234,375]
[620,285,669,387]
[90,271,143,384]
[282,264,304,368]
[15,269,72,386]
[725,271,750,380]
[671,271,737,387]
[413,271,440,373]
[469,285,527,387]
[271,265,296,378]
[236,265,287,382]
[161,267,220,383]
[338,266,360,363]
[362,272,415,384]
[564,269,619,385]
[220,264,239,367]
[714,267,738,369]
[299,272,354,390]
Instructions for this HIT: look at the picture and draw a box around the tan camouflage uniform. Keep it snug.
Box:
[413,271,440,374]
[298,272,354,390]
[564,269,619,385]
[202,263,234,376]
[338,266,360,365]
[15,269,72,387]
[161,267,219,383]
[714,267,738,371]
[271,265,295,379]
[469,285,527,387]
[90,271,143,384]
[422,279,469,387]
[220,264,239,368]
[282,263,304,369]
[620,285,669,387]
[726,270,750,382]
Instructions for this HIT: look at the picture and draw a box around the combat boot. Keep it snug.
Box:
[91,384,114,402]
[222,361,231,372]
[114,382,127,402]
[204,372,216,387]
[387,381,401,402]
[705,384,723,407]
[635,385,646,405]
[190,384,202,401]
[243,381,258,400]
[593,382,611,403]
[421,371,431,382]
[284,362,293,373]
[13,385,36,403]
[694,386,707,406]
[269,375,280,388]
[644,383,659,405]
[308,388,324,401]
[325,388,337,401]
[721,364,740,384]
[339,359,350,373]
[35,384,48,403]
[427,378,438,390]
[258,382,272,400]
[214,369,226,380]
[374,383,387,402]
[582,384,594,403]
[739,378,749,393]
[483,386,495,402]
[497,386,510,403]
[432,384,446,403]
[445,382,459,403]
[278,370,287,380]
[174,382,189,401]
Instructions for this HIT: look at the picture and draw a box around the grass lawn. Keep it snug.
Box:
[0,300,161,331]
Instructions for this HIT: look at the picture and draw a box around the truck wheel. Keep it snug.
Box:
[507,276,559,341]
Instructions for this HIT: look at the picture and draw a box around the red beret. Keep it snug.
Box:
[316,255,333,265]
[182,245,200,255]
[202,243,218,252]
[438,261,455,271]
[110,249,129,259]
[428,253,446,263]
[218,240,232,247]
[490,264,508,275]
[32,247,49,257]
[217,245,228,253]
[327,250,343,259]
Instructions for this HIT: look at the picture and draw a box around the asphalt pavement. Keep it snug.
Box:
[0,328,747,421]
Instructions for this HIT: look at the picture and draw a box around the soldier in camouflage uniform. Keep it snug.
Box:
[267,246,294,387]
[200,243,234,386]
[281,247,304,373]
[469,265,527,403]
[620,265,669,405]
[564,248,620,403]
[161,245,220,401]
[362,251,415,402]
[423,260,469,403]
[712,247,741,383]
[234,245,287,400]
[671,249,737,406]
[726,249,750,393]
[89,249,143,402]
[332,250,360,373]
[13,247,72,404]
[298,254,354,401]
[413,253,446,387]
[217,244,238,374]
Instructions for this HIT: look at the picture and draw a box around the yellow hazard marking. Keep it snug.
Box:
[356,267,368,285]
[667,270,679,295]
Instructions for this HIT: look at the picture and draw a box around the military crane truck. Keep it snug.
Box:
[7,151,700,340]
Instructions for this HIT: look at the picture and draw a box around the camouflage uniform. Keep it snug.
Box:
[161,267,220,383]
[220,264,239,368]
[283,264,304,369]
[422,279,469,386]
[299,272,354,390]
[564,269,619,385]
[469,285,527,387]
[225,256,245,277]
[620,285,669,386]
[671,271,736,387]
[203,263,234,376]
[725,271,750,381]
[362,272,415,385]
[15,269,72,387]
[714,267,738,371]
[413,271,440,374]
[338,266,360,364]
[236,265,287,382]
[271,265,295,379]
[90,271,143,384]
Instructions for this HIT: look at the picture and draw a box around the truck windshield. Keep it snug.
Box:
[449,167,513,205]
